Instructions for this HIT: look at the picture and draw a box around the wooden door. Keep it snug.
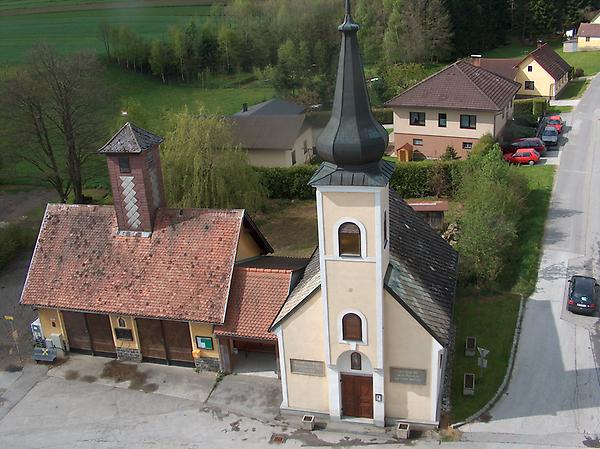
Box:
[162,320,193,363]
[62,311,92,354]
[85,313,116,356]
[341,374,373,419]
[137,318,167,361]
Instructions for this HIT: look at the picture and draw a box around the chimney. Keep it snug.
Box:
[537,39,544,49]
[242,103,248,112]
[470,54,482,67]
[98,122,165,235]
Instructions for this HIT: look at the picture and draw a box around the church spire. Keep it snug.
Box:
[315,0,388,168]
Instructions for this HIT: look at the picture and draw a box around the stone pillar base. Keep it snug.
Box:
[194,357,220,372]
[116,347,142,362]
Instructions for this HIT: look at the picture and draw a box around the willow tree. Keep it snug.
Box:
[161,108,266,213]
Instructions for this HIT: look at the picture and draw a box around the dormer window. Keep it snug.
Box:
[119,156,131,173]
[338,222,361,257]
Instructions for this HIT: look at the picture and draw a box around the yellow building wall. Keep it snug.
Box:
[236,225,262,262]
[109,315,140,350]
[578,36,600,49]
[245,148,290,168]
[383,291,435,420]
[322,191,377,258]
[392,107,497,139]
[38,308,67,341]
[281,290,329,413]
[189,322,220,359]
[515,57,556,97]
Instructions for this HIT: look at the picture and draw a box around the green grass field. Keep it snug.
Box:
[557,79,590,100]
[485,39,600,76]
[0,4,214,66]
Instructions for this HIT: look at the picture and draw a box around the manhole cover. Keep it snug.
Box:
[270,434,287,444]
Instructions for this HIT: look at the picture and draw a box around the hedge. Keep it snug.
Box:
[0,223,37,270]
[305,108,393,128]
[514,98,548,118]
[255,159,464,200]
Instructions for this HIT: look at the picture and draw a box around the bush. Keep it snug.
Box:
[372,108,393,125]
[574,67,584,78]
[513,113,538,128]
[390,160,463,198]
[514,98,547,119]
[532,98,547,117]
[0,223,37,270]
[255,165,317,200]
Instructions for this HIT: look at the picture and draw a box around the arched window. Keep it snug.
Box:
[350,352,362,370]
[342,313,362,341]
[338,222,361,257]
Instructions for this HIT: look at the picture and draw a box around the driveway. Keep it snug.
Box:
[462,67,600,445]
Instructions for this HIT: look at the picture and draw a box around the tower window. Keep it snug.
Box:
[119,156,131,173]
[338,222,361,257]
[342,313,362,341]
[350,352,362,370]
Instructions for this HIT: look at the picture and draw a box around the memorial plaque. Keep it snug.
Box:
[389,367,427,385]
[290,359,325,377]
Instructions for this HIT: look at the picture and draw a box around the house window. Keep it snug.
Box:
[463,142,473,150]
[460,114,476,129]
[350,352,362,370]
[409,112,426,126]
[342,313,362,341]
[412,138,423,146]
[338,222,361,257]
[118,156,131,173]
[438,113,447,128]
[586,37,591,42]
[118,317,126,328]
[291,151,296,165]
[524,81,535,91]
[527,65,533,72]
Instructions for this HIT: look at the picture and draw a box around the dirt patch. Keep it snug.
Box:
[4,364,23,373]
[286,429,399,447]
[100,360,158,393]
[0,186,56,224]
[201,405,230,421]
[80,375,97,383]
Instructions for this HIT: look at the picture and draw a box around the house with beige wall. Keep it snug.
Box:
[474,42,571,98]
[229,98,317,167]
[577,23,600,50]
[385,60,520,159]
[270,3,458,427]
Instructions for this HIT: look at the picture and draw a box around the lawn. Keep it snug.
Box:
[547,105,574,114]
[450,165,556,423]
[557,79,590,100]
[485,39,600,76]
[0,4,215,66]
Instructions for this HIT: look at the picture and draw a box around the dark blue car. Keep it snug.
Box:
[567,275,598,315]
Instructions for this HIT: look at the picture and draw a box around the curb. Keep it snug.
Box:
[451,295,526,428]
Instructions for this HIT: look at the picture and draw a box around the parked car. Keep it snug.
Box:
[510,137,546,154]
[546,115,564,134]
[567,275,598,315]
[503,149,540,165]
[540,126,559,147]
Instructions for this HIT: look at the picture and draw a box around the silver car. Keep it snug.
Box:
[541,126,558,147]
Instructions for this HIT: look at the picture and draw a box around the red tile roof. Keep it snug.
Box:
[20,204,260,324]
[214,267,294,341]
[385,60,520,111]
[473,57,521,80]
[578,23,600,38]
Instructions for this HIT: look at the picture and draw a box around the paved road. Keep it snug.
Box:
[463,75,600,446]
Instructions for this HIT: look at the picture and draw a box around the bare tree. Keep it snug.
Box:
[2,44,110,203]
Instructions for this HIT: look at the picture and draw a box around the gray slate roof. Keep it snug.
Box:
[229,115,306,151]
[233,99,305,117]
[309,160,396,187]
[98,122,163,154]
[385,190,458,346]
[271,189,458,346]
[385,60,520,112]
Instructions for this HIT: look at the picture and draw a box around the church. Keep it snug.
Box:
[20,0,457,428]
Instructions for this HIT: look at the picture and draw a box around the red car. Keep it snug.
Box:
[546,115,564,134]
[503,149,540,165]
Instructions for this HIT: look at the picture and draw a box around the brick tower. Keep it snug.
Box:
[98,122,165,235]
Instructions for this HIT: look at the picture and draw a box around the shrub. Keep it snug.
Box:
[372,108,393,125]
[574,67,584,78]
[0,223,37,270]
[255,165,317,200]
[440,146,459,161]
[532,98,547,117]
[390,160,463,198]
[513,99,534,116]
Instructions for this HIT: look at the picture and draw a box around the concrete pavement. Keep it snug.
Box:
[462,68,600,443]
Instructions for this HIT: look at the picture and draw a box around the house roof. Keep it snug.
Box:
[473,57,521,80]
[98,122,163,154]
[385,190,458,346]
[229,115,306,151]
[385,60,520,111]
[578,22,600,38]
[214,266,298,341]
[20,204,272,324]
[406,200,449,213]
[522,43,571,81]
[236,255,309,271]
[271,190,458,346]
[233,98,305,117]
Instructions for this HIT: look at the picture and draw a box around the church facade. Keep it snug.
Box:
[270,1,457,427]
